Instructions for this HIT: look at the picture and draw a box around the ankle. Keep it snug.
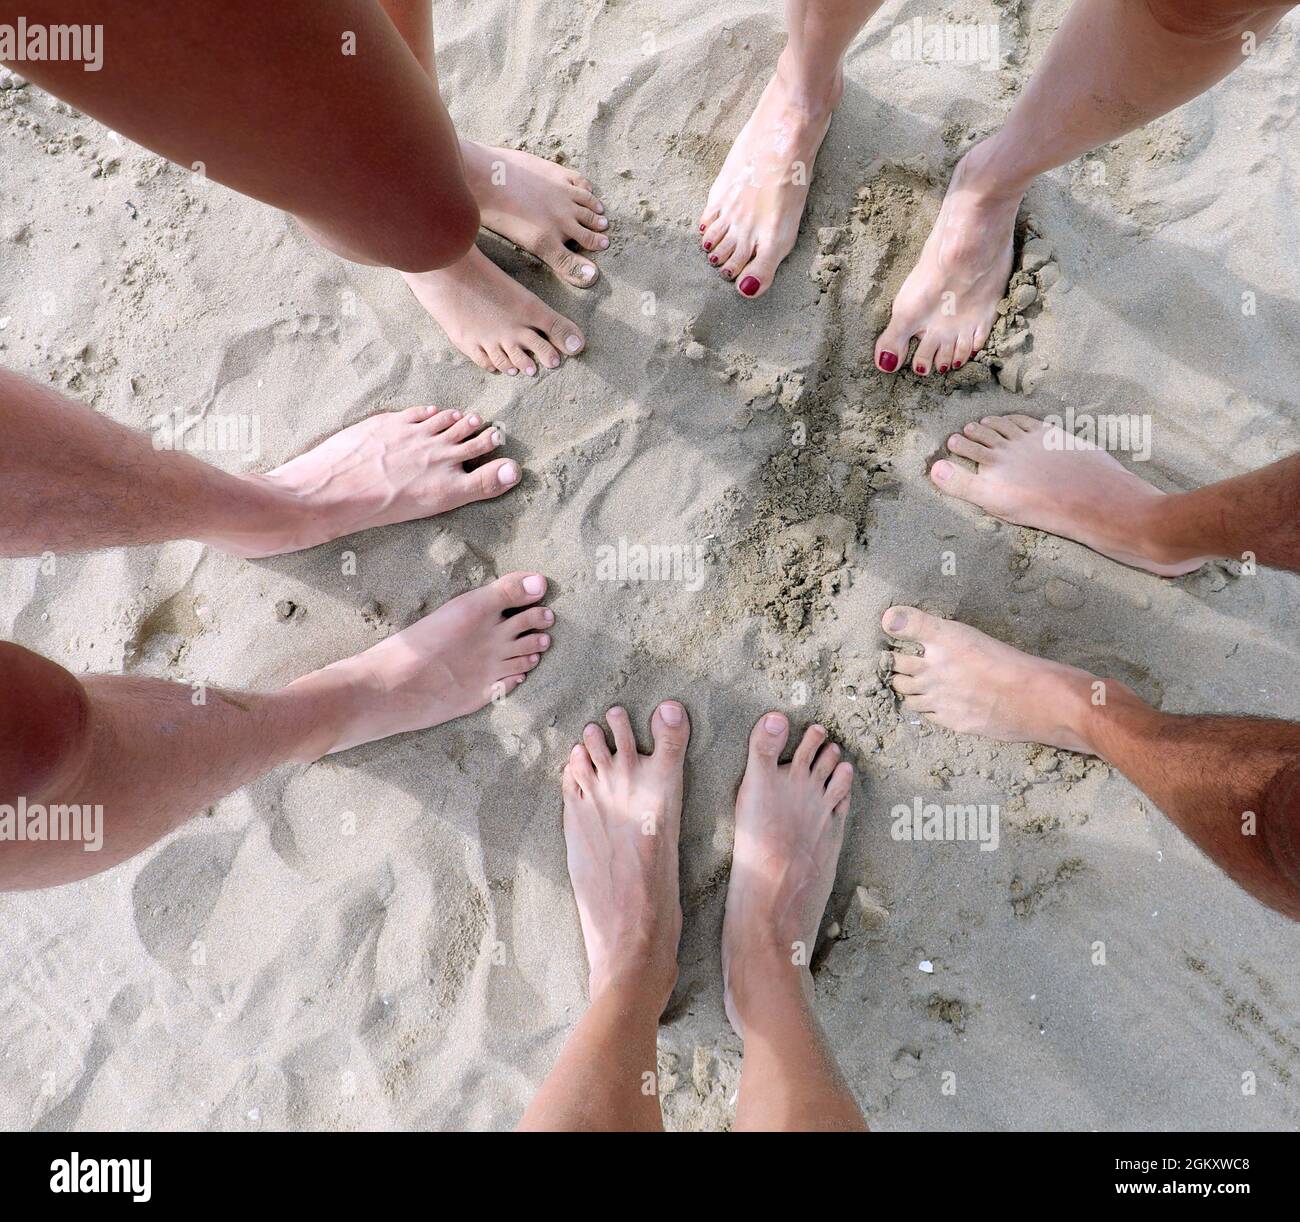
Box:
[278,665,367,762]
[195,474,311,558]
[955,135,1034,204]
[773,46,843,116]
[725,937,814,1024]
[1073,677,1160,762]
[1139,491,1220,567]
[590,962,677,1014]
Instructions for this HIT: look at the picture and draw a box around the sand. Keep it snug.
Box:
[2,0,1299,1131]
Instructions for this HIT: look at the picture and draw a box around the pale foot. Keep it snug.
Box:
[881,606,1105,753]
[288,573,554,757]
[461,140,609,288]
[221,407,519,558]
[931,414,1207,577]
[721,713,853,1038]
[697,55,841,299]
[562,703,691,1008]
[874,141,1021,375]
[403,247,585,376]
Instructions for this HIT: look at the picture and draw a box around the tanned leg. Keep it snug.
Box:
[698,0,885,298]
[881,607,1300,922]
[929,413,1300,575]
[874,0,1295,376]
[3,0,478,271]
[371,0,604,376]
[0,369,520,558]
[723,713,866,1131]
[519,704,689,1131]
[0,575,554,890]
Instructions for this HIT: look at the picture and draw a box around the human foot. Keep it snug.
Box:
[562,703,691,1008]
[881,606,1113,754]
[461,140,609,288]
[287,573,553,758]
[721,714,853,1037]
[403,246,585,376]
[697,56,841,299]
[874,142,1021,375]
[931,414,1207,576]
[220,407,519,558]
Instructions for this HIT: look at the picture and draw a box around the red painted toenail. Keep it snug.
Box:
[954,361,963,368]
[939,365,949,373]
[709,255,719,265]
[704,241,712,251]
[699,224,706,232]
[878,351,898,372]
[916,364,927,375]
[739,276,760,297]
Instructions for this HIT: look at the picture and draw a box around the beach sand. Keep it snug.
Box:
[2,0,1298,1131]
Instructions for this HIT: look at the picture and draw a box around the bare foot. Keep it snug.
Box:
[562,703,691,1007]
[874,141,1020,376]
[881,606,1108,754]
[403,247,586,376]
[221,407,519,558]
[697,56,841,299]
[931,414,1207,577]
[461,140,609,288]
[721,713,853,1037]
[289,573,554,757]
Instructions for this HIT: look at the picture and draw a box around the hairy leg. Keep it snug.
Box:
[698,0,884,297]
[519,704,690,1131]
[882,607,1300,921]
[3,0,478,271]
[724,714,866,1131]
[0,574,553,890]
[0,369,519,557]
[875,0,1295,374]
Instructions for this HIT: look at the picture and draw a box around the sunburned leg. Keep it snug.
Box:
[0,369,519,558]
[723,714,866,1131]
[874,0,1295,375]
[519,703,690,1131]
[0,574,553,890]
[931,415,1300,575]
[698,0,886,298]
[374,0,604,375]
[881,607,1300,921]
[5,0,478,272]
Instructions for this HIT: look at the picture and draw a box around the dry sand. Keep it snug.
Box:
[2,0,1298,1131]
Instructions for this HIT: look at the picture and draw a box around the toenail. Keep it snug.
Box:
[523,575,545,596]
[939,365,949,373]
[915,364,927,375]
[530,654,539,664]
[506,368,517,376]
[498,461,519,486]
[538,634,550,649]
[738,276,761,297]
[660,701,683,726]
[764,713,786,734]
[954,360,963,368]
[467,415,480,427]
[581,265,596,280]
[722,269,734,279]
[699,224,706,232]
[878,351,898,372]
[565,335,582,353]
[596,216,608,229]
[525,365,536,376]
[885,609,907,632]
[451,410,462,420]
[547,356,560,368]
[704,241,712,251]
[598,236,609,249]
[542,609,554,625]
[709,255,719,265]
[492,429,503,445]
[932,460,953,483]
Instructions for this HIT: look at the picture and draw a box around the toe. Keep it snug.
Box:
[571,187,603,215]
[962,420,1003,447]
[952,330,975,369]
[650,700,691,762]
[881,605,944,644]
[890,673,927,696]
[701,216,729,255]
[720,236,756,283]
[562,762,583,802]
[935,337,957,375]
[874,316,917,375]
[487,346,515,376]
[792,724,828,770]
[511,606,555,634]
[912,332,941,377]
[1011,414,1044,432]
[982,415,1021,440]
[520,331,561,371]
[566,215,610,253]
[826,761,854,812]
[465,458,520,501]
[489,572,547,611]
[945,433,989,462]
[811,739,841,784]
[537,233,600,288]
[582,721,612,769]
[542,311,585,359]
[890,653,928,676]
[929,458,980,502]
[444,412,484,444]
[456,424,502,462]
[508,631,550,659]
[505,342,536,377]
[747,711,790,765]
[605,705,638,757]
[709,231,737,269]
[735,246,782,300]
[569,742,597,790]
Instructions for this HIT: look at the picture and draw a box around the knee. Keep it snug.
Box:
[375,188,480,274]
[1145,0,1294,41]
[0,642,91,803]
[1261,756,1300,894]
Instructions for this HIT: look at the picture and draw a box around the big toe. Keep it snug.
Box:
[881,605,944,644]
[874,316,918,374]
[747,711,790,766]
[466,458,521,503]
[929,458,981,503]
[651,700,691,763]
[544,311,586,358]
[489,571,548,611]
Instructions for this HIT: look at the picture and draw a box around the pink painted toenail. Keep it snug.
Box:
[739,276,760,297]
[522,575,545,596]
[878,352,898,372]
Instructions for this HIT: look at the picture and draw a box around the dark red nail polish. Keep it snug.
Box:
[709,255,719,265]
[739,276,760,297]
[704,241,712,251]
[723,269,733,279]
[878,351,898,372]
[939,365,949,373]
[699,224,706,232]
[916,364,927,375]
[954,360,963,368]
